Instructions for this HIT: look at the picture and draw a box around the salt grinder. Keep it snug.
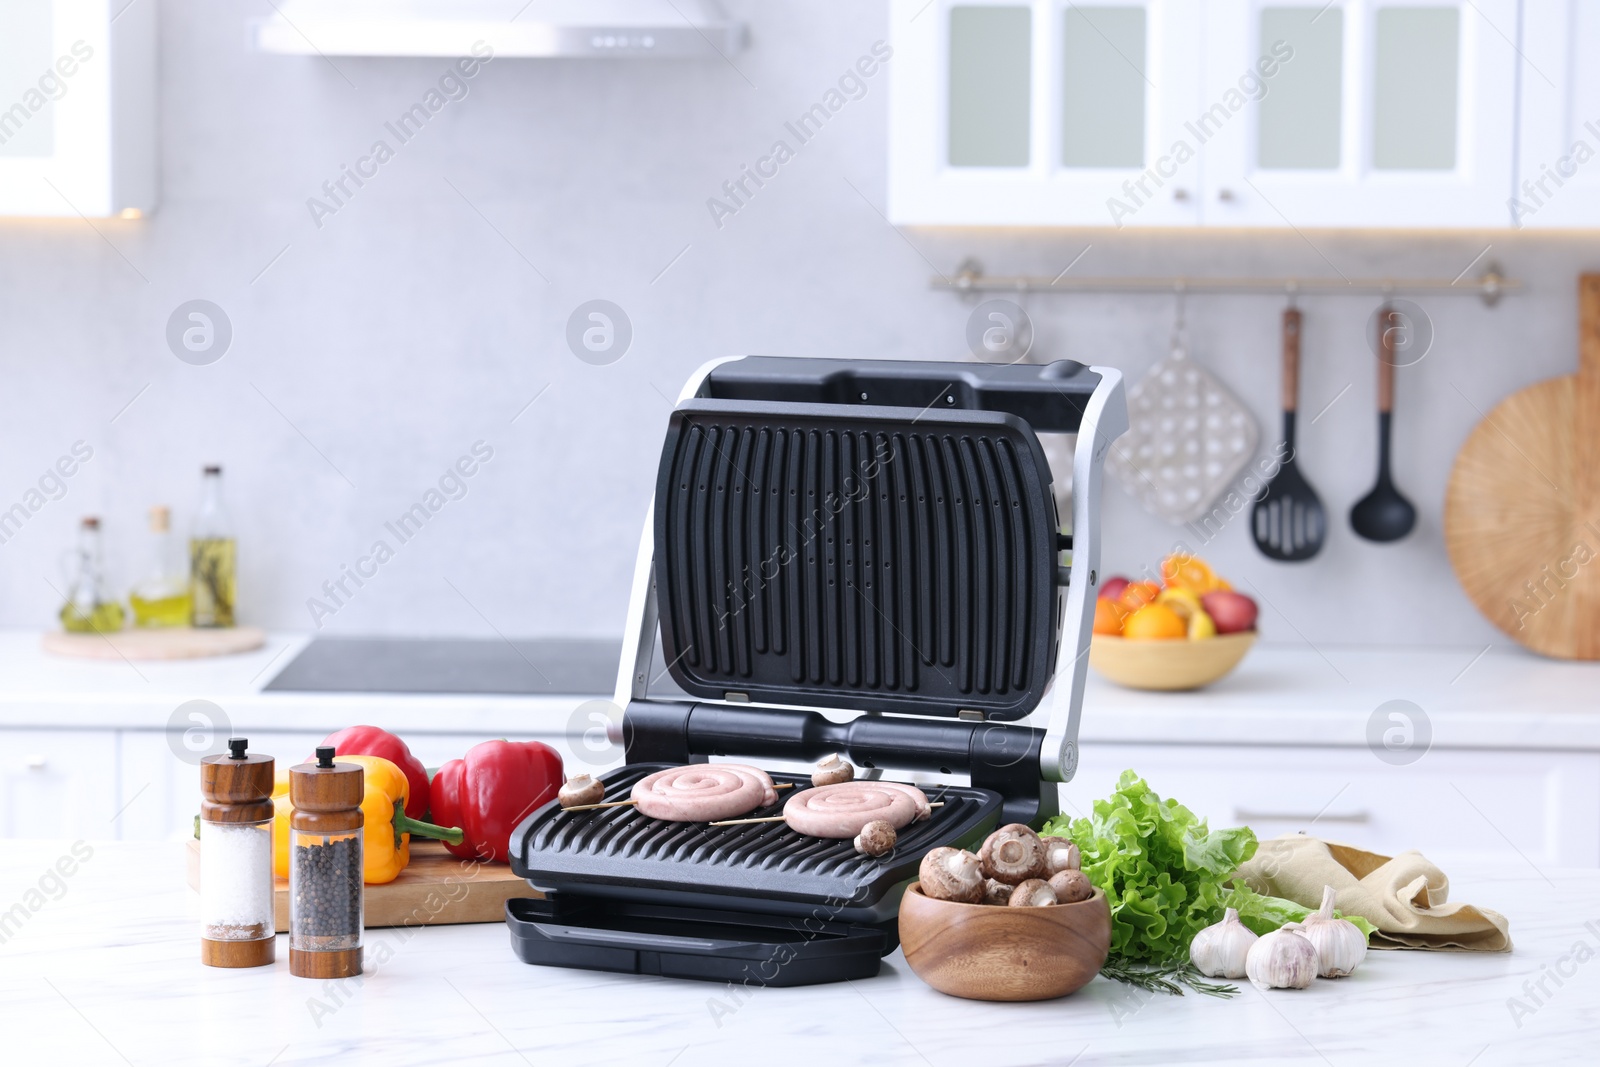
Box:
[288,746,365,979]
[199,738,276,968]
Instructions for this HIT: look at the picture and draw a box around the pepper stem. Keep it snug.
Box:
[1318,884,1337,919]
[391,800,465,847]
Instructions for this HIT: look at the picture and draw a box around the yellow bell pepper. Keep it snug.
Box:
[271,754,463,885]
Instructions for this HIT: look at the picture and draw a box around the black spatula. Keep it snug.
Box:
[1252,308,1326,561]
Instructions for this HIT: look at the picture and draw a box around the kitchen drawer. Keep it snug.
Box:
[0,730,121,840]
[1063,745,1600,869]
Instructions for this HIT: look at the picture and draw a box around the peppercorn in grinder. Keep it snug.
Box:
[199,738,275,968]
[288,747,364,979]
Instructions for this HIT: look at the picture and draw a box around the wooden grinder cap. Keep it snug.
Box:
[290,747,364,832]
[200,739,274,824]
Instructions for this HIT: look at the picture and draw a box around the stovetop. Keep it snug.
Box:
[263,636,619,695]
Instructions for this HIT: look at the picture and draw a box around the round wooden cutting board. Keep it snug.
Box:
[1445,274,1600,660]
[42,626,267,661]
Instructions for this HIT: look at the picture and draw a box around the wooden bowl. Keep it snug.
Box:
[899,883,1111,1001]
[1089,631,1256,691]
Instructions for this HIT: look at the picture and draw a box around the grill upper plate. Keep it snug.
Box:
[653,400,1061,719]
[510,764,1003,923]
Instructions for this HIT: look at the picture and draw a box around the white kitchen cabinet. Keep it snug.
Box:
[889,0,1520,227]
[0,0,157,218]
[1064,744,1600,869]
[889,0,1203,226]
[1203,0,1517,228]
[0,729,121,840]
[1513,0,1600,229]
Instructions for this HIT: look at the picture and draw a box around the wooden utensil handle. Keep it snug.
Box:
[1282,308,1302,412]
[1378,307,1397,414]
[1582,274,1600,383]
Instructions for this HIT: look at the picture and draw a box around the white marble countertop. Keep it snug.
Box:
[5,629,1600,750]
[0,840,1589,1066]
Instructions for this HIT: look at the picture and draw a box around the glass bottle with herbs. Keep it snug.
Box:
[190,465,236,628]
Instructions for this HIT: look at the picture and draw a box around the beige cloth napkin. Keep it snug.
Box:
[1234,834,1512,952]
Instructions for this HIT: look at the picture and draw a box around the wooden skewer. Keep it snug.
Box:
[710,802,944,827]
[563,781,800,812]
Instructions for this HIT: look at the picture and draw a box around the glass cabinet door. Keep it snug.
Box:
[1514,0,1600,228]
[1201,0,1516,227]
[0,1,155,218]
[890,0,1202,226]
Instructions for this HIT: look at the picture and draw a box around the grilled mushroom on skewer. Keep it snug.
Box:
[853,820,897,857]
[558,775,605,809]
[812,755,855,787]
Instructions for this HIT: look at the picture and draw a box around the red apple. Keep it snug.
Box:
[1099,575,1130,602]
[1201,591,1258,634]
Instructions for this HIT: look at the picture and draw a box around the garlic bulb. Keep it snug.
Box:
[1189,907,1258,979]
[1245,925,1319,990]
[1298,885,1368,978]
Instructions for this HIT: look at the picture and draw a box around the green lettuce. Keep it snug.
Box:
[1043,770,1259,965]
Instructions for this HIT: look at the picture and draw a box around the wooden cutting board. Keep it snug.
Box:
[185,839,537,931]
[43,625,266,660]
[1445,274,1600,659]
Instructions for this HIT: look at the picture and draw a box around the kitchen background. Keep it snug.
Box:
[0,0,1584,648]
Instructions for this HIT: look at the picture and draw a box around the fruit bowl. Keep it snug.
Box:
[899,884,1111,1001]
[1089,631,1257,691]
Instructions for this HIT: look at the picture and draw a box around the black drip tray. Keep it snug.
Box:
[506,895,892,986]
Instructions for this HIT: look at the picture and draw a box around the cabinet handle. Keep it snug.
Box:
[26,754,47,770]
[1233,809,1370,825]
[1173,188,1190,202]
[1217,188,1237,202]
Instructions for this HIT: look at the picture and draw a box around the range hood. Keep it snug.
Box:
[252,0,746,59]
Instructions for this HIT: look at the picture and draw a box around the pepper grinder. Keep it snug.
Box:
[199,738,276,968]
[288,746,364,979]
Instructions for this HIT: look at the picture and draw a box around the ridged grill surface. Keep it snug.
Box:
[654,408,1056,717]
[515,765,1001,908]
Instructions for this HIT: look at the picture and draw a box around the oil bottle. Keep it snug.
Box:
[190,465,236,628]
[130,505,192,627]
[60,517,126,634]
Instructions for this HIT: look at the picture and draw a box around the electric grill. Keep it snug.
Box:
[508,355,1127,985]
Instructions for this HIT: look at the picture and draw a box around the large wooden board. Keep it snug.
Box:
[1445,274,1600,659]
[43,626,266,661]
[186,839,537,931]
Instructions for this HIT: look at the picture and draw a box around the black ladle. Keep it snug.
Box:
[1350,306,1417,542]
[1252,308,1326,561]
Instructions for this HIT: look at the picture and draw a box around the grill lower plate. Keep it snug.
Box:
[510,764,1002,924]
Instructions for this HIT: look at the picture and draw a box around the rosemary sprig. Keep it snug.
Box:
[1099,956,1240,998]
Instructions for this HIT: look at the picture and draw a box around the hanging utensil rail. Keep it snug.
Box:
[932,259,1519,306]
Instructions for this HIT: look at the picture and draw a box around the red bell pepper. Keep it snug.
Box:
[314,726,431,819]
[429,739,564,863]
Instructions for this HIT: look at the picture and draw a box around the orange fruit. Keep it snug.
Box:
[1093,598,1127,635]
[1160,553,1218,593]
[1117,580,1162,613]
[1123,603,1187,640]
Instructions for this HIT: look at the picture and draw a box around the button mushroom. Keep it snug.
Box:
[978,823,1047,883]
[1007,878,1057,907]
[811,754,855,787]
[1040,836,1080,876]
[853,819,896,857]
[1047,869,1093,904]
[982,878,1015,907]
[559,774,605,808]
[918,847,984,904]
